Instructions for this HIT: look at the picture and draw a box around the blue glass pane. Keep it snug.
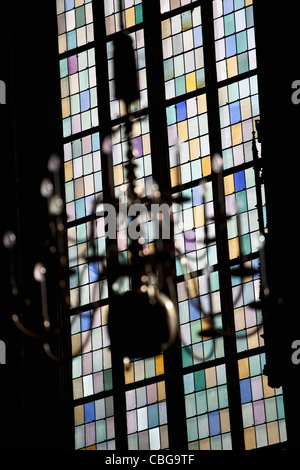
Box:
[89,262,99,283]
[67,30,77,50]
[65,0,75,11]
[223,0,234,15]
[240,378,252,404]
[193,26,203,48]
[84,402,95,423]
[234,170,246,191]
[192,186,203,206]
[81,310,91,331]
[229,102,241,124]
[208,411,220,436]
[189,298,200,321]
[148,404,159,428]
[92,132,100,151]
[225,35,236,57]
[176,101,187,122]
[80,90,90,112]
[75,198,86,218]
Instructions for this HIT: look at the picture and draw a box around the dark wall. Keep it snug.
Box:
[0,2,73,449]
[254,2,300,450]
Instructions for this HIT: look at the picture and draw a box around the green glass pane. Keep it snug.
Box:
[194,369,206,391]
[218,385,229,408]
[175,75,186,96]
[191,320,201,344]
[224,13,235,36]
[104,369,113,390]
[236,31,247,53]
[135,4,143,24]
[186,417,198,441]
[236,190,247,211]
[79,69,89,91]
[65,181,74,202]
[185,394,196,418]
[240,233,251,255]
[182,347,193,368]
[196,390,207,414]
[265,397,277,422]
[76,5,86,28]
[96,420,107,442]
[207,388,218,411]
[238,52,249,74]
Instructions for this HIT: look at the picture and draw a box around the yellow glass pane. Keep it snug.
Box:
[75,0,84,7]
[58,34,67,54]
[155,354,164,375]
[142,133,151,155]
[201,155,211,177]
[157,381,166,401]
[262,374,275,399]
[62,97,70,118]
[245,0,253,5]
[227,56,238,78]
[189,138,200,160]
[197,93,207,113]
[244,427,256,450]
[238,357,249,379]
[224,174,234,195]
[77,242,87,264]
[177,120,188,142]
[267,422,280,446]
[186,72,196,93]
[73,377,83,400]
[125,7,135,28]
[247,327,259,350]
[228,237,240,259]
[86,445,97,450]
[113,164,124,186]
[124,362,134,384]
[74,405,84,426]
[220,408,231,433]
[199,439,210,450]
[61,77,69,98]
[194,204,204,227]
[161,19,171,39]
[234,307,245,331]
[187,277,199,298]
[231,122,242,146]
[101,305,109,325]
[72,334,81,356]
[201,317,212,339]
[240,97,252,121]
[64,160,73,182]
[205,367,217,388]
[170,166,181,187]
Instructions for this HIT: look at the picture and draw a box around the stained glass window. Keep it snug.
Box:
[238,353,287,449]
[184,365,231,449]
[161,6,205,100]
[213,0,256,82]
[57,0,94,54]
[56,0,287,451]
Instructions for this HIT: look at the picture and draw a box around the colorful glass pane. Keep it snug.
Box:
[56,0,94,54]
[161,6,205,100]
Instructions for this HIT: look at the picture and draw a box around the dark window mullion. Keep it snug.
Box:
[143,0,188,451]
[91,0,128,451]
[201,0,245,451]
